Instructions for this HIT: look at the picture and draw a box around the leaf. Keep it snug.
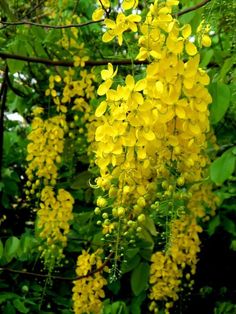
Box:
[121,254,140,274]
[4,236,20,262]
[219,56,236,81]
[70,171,91,189]
[210,148,235,184]
[141,217,157,236]
[200,49,214,67]
[131,262,150,296]
[7,59,24,73]
[125,248,139,259]
[209,82,231,124]
[0,293,19,304]
[0,240,3,259]
[130,292,146,314]
[208,215,220,236]
[13,299,29,314]
[222,218,236,236]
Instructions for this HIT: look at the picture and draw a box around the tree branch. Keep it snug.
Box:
[0,51,148,67]
[0,19,104,30]
[177,0,211,17]
[0,252,113,281]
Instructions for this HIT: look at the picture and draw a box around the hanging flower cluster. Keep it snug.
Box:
[25,109,66,189]
[89,0,216,311]
[25,19,95,271]
[37,186,74,270]
[72,249,108,314]
[149,183,218,313]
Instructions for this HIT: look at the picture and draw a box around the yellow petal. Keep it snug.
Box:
[156,81,164,94]
[201,35,211,47]
[189,123,201,135]
[176,106,186,119]
[102,30,115,43]
[143,129,155,141]
[182,24,191,39]
[122,0,137,10]
[125,75,135,89]
[185,41,197,56]
[101,63,114,80]
[150,50,162,59]
[97,79,112,95]
[135,79,146,91]
[104,18,116,29]
[92,8,104,21]
[95,101,107,117]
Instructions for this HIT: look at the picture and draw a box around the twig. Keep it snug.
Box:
[177,0,211,17]
[0,51,148,67]
[0,19,104,30]
[0,252,113,281]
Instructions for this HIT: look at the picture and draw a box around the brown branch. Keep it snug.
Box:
[177,0,211,17]
[0,252,113,281]
[0,19,104,30]
[0,51,148,67]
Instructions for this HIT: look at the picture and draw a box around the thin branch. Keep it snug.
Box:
[0,51,148,67]
[177,0,211,17]
[0,252,113,281]
[0,19,104,30]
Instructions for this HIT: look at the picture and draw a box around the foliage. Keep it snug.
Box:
[0,0,235,313]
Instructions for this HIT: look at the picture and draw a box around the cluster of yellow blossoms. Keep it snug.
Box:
[37,186,74,269]
[26,109,66,187]
[149,183,218,313]
[72,249,108,314]
[90,0,215,312]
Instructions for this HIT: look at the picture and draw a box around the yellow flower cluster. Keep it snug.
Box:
[26,110,66,187]
[72,249,107,314]
[45,68,95,114]
[37,186,74,268]
[102,13,141,45]
[149,215,202,313]
[91,0,215,310]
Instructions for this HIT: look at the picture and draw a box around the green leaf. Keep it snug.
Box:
[0,293,19,304]
[125,248,139,259]
[208,215,221,236]
[130,292,146,314]
[222,218,236,236]
[141,217,157,236]
[7,59,24,74]
[4,236,20,262]
[230,240,236,251]
[131,262,150,296]
[219,56,236,81]
[3,302,16,314]
[209,82,231,124]
[70,171,91,189]
[121,254,140,274]
[0,240,3,259]
[200,49,214,67]
[13,299,29,314]
[210,148,235,184]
